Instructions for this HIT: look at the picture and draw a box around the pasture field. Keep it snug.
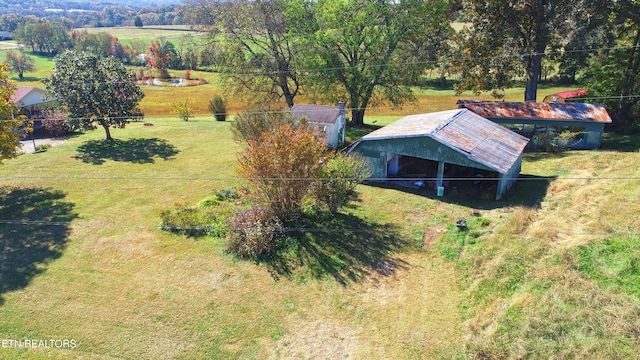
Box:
[1,25,639,358]
[76,25,203,41]
[0,118,467,359]
[0,113,638,358]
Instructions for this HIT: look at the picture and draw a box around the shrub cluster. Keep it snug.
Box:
[533,130,578,152]
[160,205,227,237]
[311,153,371,213]
[40,109,71,136]
[226,206,284,260]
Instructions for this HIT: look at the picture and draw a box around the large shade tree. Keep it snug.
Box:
[455,0,609,101]
[44,51,144,141]
[305,0,451,126]
[583,0,640,132]
[184,0,303,108]
[2,50,36,79]
[0,64,29,163]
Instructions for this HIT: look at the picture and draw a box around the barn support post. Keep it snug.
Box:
[436,160,445,190]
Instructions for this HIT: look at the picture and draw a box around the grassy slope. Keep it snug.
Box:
[452,136,640,358]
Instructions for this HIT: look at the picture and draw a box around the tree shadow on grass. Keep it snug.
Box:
[266,213,410,285]
[74,138,179,165]
[0,187,77,306]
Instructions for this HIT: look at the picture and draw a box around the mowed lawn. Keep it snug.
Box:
[0,118,468,359]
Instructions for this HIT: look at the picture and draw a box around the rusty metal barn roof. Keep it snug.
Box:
[358,109,529,174]
[457,100,612,123]
[291,104,341,125]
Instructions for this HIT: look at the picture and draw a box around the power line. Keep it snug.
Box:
[0,219,625,238]
[3,94,640,122]
[0,175,638,181]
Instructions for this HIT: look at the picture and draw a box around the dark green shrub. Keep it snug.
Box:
[208,95,227,121]
[226,206,284,259]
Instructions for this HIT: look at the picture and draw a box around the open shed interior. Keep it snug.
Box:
[386,154,499,198]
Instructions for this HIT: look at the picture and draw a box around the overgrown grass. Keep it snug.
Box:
[448,137,640,358]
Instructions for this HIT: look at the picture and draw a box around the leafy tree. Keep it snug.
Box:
[171,99,194,121]
[304,0,451,126]
[555,0,615,83]
[185,0,303,108]
[162,41,183,70]
[3,50,36,79]
[583,0,640,132]
[71,30,114,58]
[454,0,608,101]
[237,122,330,221]
[0,64,29,163]
[43,51,145,141]
[109,36,129,62]
[146,40,171,78]
[15,19,71,56]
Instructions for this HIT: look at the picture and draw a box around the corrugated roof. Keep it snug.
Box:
[357,109,529,174]
[291,104,341,125]
[457,100,612,123]
[552,88,588,99]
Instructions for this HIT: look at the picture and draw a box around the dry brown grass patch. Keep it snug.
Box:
[500,207,537,235]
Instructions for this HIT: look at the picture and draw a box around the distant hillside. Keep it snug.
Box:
[1,0,181,17]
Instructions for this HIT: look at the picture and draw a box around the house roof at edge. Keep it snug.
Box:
[9,86,48,106]
[291,104,341,125]
[353,109,529,174]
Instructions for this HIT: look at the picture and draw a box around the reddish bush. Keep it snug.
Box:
[226,206,284,259]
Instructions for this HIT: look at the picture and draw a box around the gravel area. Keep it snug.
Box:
[19,138,68,154]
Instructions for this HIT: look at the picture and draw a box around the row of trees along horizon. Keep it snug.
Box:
[2,0,639,132]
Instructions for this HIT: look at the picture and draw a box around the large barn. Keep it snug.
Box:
[348,109,529,200]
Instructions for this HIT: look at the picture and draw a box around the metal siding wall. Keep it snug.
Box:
[497,154,523,199]
[354,137,494,171]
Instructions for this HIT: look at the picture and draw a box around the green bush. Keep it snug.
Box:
[230,107,295,143]
[226,206,284,260]
[533,130,578,153]
[208,95,227,121]
[311,153,372,213]
[160,205,227,237]
[34,144,52,152]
